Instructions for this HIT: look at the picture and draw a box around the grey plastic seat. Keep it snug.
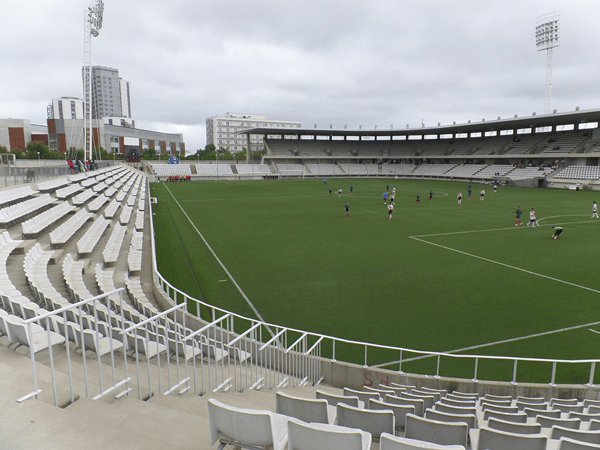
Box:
[287,418,371,450]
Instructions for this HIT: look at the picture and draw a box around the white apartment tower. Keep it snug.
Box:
[206,113,302,153]
[82,66,133,120]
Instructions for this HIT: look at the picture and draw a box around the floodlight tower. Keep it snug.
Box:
[535,11,560,115]
[83,0,104,162]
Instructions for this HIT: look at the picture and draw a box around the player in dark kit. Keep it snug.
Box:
[551,226,563,240]
[344,202,350,217]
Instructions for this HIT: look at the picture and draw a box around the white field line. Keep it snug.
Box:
[372,217,600,369]
[372,319,600,369]
[409,219,600,295]
[163,185,274,335]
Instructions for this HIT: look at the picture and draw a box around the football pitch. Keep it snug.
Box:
[150,178,600,384]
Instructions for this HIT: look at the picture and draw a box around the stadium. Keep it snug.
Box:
[2,107,600,449]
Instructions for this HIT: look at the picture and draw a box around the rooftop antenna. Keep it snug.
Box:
[536,11,560,115]
[83,0,104,161]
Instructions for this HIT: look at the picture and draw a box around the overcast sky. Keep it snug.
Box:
[2,0,599,152]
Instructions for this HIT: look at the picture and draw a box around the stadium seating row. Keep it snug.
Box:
[208,385,600,449]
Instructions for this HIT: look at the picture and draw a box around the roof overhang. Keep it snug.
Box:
[238,108,600,139]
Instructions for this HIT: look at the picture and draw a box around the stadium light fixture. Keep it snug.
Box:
[536,11,560,115]
[83,0,104,162]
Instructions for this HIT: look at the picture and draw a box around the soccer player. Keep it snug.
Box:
[349,185,354,195]
[344,202,350,217]
[323,177,327,184]
[527,208,537,228]
[383,191,388,204]
[392,186,396,196]
[480,188,485,201]
[457,192,462,205]
[337,188,342,198]
[429,190,434,202]
[515,206,523,226]
[551,226,563,239]
[468,185,472,199]
[389,194,395,205]
[387,202,394,220]
[416,193,421,206]
[329,188,332,196]
[493,184,497,193]
[593,201,598,218]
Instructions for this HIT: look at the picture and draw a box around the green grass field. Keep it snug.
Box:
[150,178,600,384]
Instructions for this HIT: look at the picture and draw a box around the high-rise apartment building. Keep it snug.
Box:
[206,113,302,153]
[82,66,133,120]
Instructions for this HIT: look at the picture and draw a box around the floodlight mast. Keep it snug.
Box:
[536,11,560,115]
[83,0,104,162]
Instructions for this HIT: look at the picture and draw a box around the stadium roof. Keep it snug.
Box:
[239,108,600,139]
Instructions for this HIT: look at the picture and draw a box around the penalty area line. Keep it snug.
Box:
[408,235,600,296]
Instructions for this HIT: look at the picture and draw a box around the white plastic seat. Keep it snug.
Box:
[380,433,465,449]
[287,418,371,450]
[336,403,394,442]
[386,394,425,416]
[316,389,363,408]
[370,398,415,432]
[82,329,124,357]
[425,408,476,432]
[474,426,547,450]
[207,398,288,450]
[405,413,468,449]
[344,387,380,405]
[537,415,581,430]
[487,416,542,435]
[6,316,65,354]
[551,426,600,446]
[276,391,336,424]
[483,409,528,423]
[557,436,600,449]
